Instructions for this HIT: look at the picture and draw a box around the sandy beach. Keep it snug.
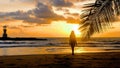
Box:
[0,52,120,68]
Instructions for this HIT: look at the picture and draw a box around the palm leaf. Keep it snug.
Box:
[79,0,120,40]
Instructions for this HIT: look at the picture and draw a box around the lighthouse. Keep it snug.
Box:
[2,26,8,39]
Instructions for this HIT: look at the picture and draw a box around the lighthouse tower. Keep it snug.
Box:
[2,26,8,39]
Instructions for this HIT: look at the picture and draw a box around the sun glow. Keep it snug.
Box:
[72,25,81,36]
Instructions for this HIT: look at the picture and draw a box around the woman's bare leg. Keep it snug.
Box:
[72,46,74,55]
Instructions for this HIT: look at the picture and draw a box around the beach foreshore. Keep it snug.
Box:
[0,52,120,68]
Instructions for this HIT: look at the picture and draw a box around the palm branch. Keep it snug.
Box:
[79,0,120,40]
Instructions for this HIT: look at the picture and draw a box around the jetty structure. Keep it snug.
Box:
[0,25,47,41]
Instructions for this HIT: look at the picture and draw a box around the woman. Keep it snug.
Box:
[69,31,77,55]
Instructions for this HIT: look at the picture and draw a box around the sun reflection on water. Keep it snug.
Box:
[75,48,85,53]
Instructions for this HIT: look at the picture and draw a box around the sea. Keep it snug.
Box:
[0,37,120,56]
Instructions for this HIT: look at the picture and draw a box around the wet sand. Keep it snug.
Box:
[0,52,120,68]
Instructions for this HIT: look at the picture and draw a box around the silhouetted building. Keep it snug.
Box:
[2,26,8,39]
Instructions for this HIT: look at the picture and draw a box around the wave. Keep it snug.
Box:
[0,38,120,48]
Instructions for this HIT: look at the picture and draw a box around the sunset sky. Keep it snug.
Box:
[0,0,120,38]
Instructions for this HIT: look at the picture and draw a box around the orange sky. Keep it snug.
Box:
[0,0,120,38]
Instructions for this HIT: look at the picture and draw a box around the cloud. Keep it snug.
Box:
[19,0,33,2]
[33,2,56,18]
[51,0,73,7]
[9,0,34,3]
[0,1,80,25]
[0,2,61,24]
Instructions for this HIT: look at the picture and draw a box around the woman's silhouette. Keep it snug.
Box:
[69,31,77,55]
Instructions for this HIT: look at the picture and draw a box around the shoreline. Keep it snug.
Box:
[0,46,120,56]
[0,52,120,68]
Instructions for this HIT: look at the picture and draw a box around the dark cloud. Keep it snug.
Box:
[33,3,57,18]
[51,0,73,7]
[0,1,79,24]
[0,2,62,24]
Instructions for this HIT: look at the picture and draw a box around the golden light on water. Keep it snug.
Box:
[73,47,107,54]
[75,48,85,53]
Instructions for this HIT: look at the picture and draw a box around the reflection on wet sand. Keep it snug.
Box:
[0,46,120,56]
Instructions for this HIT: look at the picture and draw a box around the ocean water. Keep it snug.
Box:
[0,37,120,47]
[0,38,120,56]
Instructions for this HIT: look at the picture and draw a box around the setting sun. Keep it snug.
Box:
[72,25,81,37]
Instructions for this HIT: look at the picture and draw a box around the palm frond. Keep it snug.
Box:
[114,0,120,15]
[79,0,120,40]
